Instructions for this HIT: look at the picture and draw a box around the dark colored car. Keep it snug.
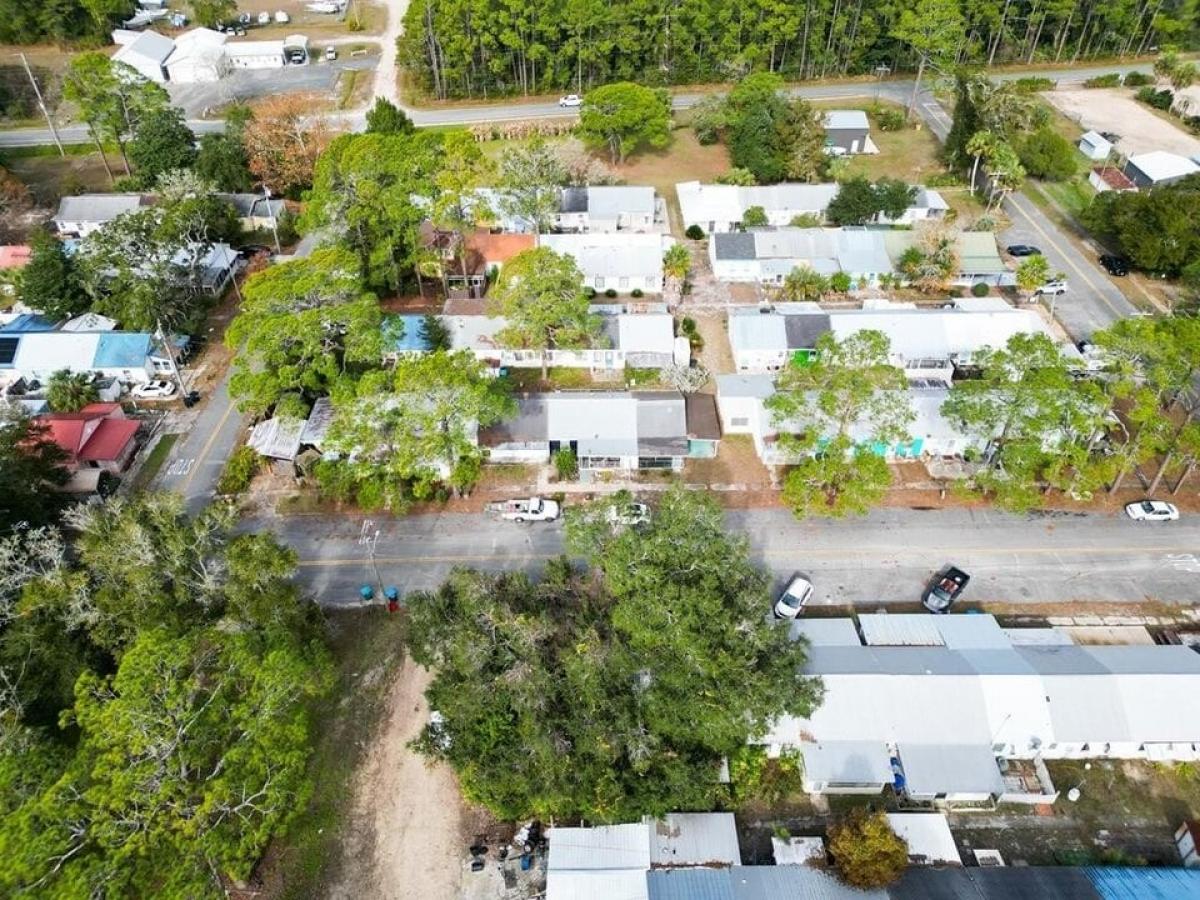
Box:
[923,566,970,613]
[1099,254,1130,276]
[1006,244,1041,257]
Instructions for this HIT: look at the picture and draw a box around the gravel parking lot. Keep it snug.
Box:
[1044,88,1200,158]
[167,56,377,117]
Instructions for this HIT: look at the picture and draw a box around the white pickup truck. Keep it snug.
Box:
[486,496,561,522]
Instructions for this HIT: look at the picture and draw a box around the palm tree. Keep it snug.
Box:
[984,143,1025,213]
[966,130,996,195]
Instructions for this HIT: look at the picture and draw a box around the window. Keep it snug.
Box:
[580,456,621,469]
[619,277,629,290]
[730,416,750,427]
[638,456,675,469]
[595,277,605,289]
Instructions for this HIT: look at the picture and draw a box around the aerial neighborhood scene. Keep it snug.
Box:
[7,0,1200,898]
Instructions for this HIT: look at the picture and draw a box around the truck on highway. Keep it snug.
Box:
[486,496,561,522]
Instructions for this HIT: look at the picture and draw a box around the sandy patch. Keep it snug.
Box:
[326,659,465,900]
[1044,89,1200,158]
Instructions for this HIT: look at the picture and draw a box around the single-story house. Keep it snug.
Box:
[1,330,169,385]
[883,230,1013,287]
[886,814,962,866]
[1078,130,1113,161]
[709,228,893,285]
[174,242,239,295]
[823,109,877,154]
[540,233,670,294]
[677,182,947,234]
[38,402,139,487]
[555,186,659,233]
[1089,166,1137,193]
[482,390,712,472]
[113,28,176,83]
[762,612,1200,804]
[547,813,739,900]
[217,193,288,231]
[444,311,680,371]
[716,373,974,465]
[726,298,1067,376]
[419,226,535,299]
[1123,150,1200,188]
[52,194,148,237]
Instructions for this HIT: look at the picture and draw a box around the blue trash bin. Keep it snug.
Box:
[359,584,375,600]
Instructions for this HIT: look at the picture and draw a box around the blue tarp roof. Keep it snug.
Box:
[1087,867,1200,900]
[0,314,55,333]
[386,314,433,353]
[92,332,152,368]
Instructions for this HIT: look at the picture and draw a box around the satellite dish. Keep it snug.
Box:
[1067,787,1081,802]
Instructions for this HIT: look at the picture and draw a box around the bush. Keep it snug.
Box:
[1018,127,1077,180]
[829,272,852,293]
[1012,76,1055,94]
[924,171,964,187]
[604,287,618,298]
[631,288,643,298]
[553,448,578,481]
[685,224,705,240]
[1083,73,1123,89]
[742,205,768,227]
[1123,71,1153,87]
[828,809,909,889]
[870,105,907,132]
[584,286,597,298]
[1136,86,1174,110]
[789,213,823,227]
[971,281,991,297]
[218,446,262,495]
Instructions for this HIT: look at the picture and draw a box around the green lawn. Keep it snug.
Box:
[128,432,177,493]
[811,99,950,184]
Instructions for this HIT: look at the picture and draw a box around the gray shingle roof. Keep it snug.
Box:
[783,313,830,350]
[713,232,757,261]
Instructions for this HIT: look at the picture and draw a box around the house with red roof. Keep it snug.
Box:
[0,245,31,270]
[37,403,139,491]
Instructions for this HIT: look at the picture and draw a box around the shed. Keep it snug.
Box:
[886,813,962,866]
[246,417,305,461]
[112,29,175,83]
[1078,131,1113,161]
[823,110,874,154]
[649,813,740,868]
[1089,166,1137,193]
[1123,151,1200,188]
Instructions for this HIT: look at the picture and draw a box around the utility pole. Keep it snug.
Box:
[155,318,188,399]
[19,52,64,157]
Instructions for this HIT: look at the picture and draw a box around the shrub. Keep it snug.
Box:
[553,448,578,481]
[685,224,705,240]
[1012,76,1055,93]
[1018,127,1077,180]
[828,809,909,889]
[584,286,597,298]
[789,213,823,227]
[218,446,262,495]
[870,105,907,132]
[971,281,991,297]
[1083,73,1122,89]
[1123,71,1153,87]
[924,171,964,187]
[742,205,768,227]
[604,287,618,298]
[631,288,643,298]
[829,272,852,293]
[1136,86,1174,110]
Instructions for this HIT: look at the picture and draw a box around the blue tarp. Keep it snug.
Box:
[92,332,152,368]
[0,314,55,333]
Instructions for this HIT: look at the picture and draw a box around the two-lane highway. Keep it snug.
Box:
[250,507,1200,608]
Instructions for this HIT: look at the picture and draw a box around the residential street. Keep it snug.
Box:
[250,507,1200,608]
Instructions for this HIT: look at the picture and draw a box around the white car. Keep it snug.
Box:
[1125,500,1179,521]
[1035,280,1068,296]
[606,501,650,528]
[257,11,271,24]
[325,46,337,61]
[774,574,814,619]
[130,380,177,400]
[559,94,582,108]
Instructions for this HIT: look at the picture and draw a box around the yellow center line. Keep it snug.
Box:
[180,395,239,493]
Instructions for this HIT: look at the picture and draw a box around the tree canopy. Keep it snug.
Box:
[128,107,199,187]
[406,487,822,820]
[19,227,86,322]
[0,408,70,533]
[242,95,337,195]
[45,370,99,412]
[826,176,917,225]
[724,73,827,184]
[828,809,909,888]
[1081,175,1200,276]
[578,82,671,164]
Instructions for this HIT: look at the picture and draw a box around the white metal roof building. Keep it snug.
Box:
[1123,150,1200,187]
[886,813,962,866]
[541,233,670,293]
[52,194,146,237]
[761,614,1200,803]
[112,29,176,83]
[709,228,893,285]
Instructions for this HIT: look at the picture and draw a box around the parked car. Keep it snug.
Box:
[275,10,290,23]
[1034,279,1068,296]
[774,574,814,619]
[1099,254,1130,276]
[130,380,177,400]
[922,566,969,613]
[257,11,271,24]
[1125,500,1179,521]
[606,501,650,528]
[1006,244,1041,257]
[325,46,338,61]
[558,94,582,107]
[486,496,561,522]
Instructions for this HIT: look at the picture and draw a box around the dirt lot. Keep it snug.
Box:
[1045,88,1200,158]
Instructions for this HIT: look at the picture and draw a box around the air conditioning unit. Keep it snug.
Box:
[974,849,1005,867]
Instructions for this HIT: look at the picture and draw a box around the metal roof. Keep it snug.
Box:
[885,813,961,865]
[647,868,732,900]
[1086,866,1200,899]
[824,109,870,130]
[93,332,153,368]
[549,823,652,872]
[52,194,144,226]
[788,618,862,647]
[587,186,656,217]
[893,867,1100,900]
[860,614,946,647]
[1126,151,1200,183]
[732,866,885,900]
[541,233,666,280]
[649,813,740,868]
[897,743,1006,796]
[728,314,787,352]
[548,869,649,900]
[797,739,894,787]
[716,373,775,399]
[617,314,675,354]
[12,332,101,373]
[114,29,175,64]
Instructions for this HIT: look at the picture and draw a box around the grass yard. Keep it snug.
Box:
[1046,758,1200,833]
[228,0,385,39]
[810,99,949,184]
[2,146,118,207]
[614,125,732,232]
[128,432,178,493]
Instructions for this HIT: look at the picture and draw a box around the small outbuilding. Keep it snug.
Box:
[1078,130,1113,161]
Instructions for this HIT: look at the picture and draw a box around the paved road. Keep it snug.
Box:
[255,507,1200,608]
[153,371,248,514]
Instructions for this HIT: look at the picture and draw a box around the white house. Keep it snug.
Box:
[52,194,147,237]
[823,109,877,154]
[443,311,680,371]
[540,233,670,294]
[162,27,229,82]
[0,330,171,386]
[555,186,659,233]
[1123,150,1200,188]
[1089,166,1137,193]
[716,374,973,465]
[1078,130,1113,161]
[761,613,1200,805]
[481,391,693,472]
[709,228,893,285]
[677,181,947,234]
[112,29,176,83]
[726,298,1069,377]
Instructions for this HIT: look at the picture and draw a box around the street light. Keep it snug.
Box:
[874,65,891,101]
